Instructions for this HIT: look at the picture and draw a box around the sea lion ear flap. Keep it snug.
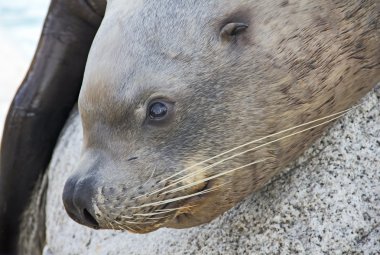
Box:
[220,22,249,41]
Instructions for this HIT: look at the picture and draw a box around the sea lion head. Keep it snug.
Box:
[62,0,379,232]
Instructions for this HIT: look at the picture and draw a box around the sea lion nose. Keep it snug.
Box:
[62,176,99,229]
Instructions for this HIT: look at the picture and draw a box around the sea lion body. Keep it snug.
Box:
[62,0,379,233]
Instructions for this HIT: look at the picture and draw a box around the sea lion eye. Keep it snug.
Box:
[220,22,248,40]
[145,99,175,125]
[149,101,168,119]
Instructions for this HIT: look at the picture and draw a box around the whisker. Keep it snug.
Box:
[116,220,140,232]
[117,217,156,225]
[146,216,171,220]
[119,215,136,220]
[162,158,270,195]
[155,108,352,185]
[113,205,128,210]
[138,109,351,199]
[133,211,172,217]
[131,182,227,209]
[134,205,197,217]
[104,221,112,229]
[115,222,130,232]
[115,214,133,219]
[143,113,344,197]
[156,207,188,212]
[175,114,344,183]
[141,166,157,187]
[107,209,172,222]
[108,221,116,230]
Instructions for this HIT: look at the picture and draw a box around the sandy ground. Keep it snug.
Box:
[0,28,31,142]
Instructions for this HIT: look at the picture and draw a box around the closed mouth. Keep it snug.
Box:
[164,181,212,222]
[100,181,213,233]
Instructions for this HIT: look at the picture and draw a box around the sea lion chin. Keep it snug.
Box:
[62,0,379,233]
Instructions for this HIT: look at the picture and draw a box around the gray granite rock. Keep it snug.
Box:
[44,85,380,255]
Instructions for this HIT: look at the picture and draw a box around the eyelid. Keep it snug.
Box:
[145,92,175,104]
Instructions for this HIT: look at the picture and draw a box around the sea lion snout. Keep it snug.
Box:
[62,175,100,229]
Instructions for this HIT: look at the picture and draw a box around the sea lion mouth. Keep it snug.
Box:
[172,180,210,208]
[138,181,214,231]
[160,181,212,227]
[94,181,213,233]
[177,180,211,205]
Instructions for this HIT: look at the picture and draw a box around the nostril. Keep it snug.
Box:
[83,208,99,228]
[127,156,138,161]
[63,176,100,229]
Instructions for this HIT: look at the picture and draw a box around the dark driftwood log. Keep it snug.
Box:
[0,0,105,253]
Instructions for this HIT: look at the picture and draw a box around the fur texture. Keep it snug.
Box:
[62,0,380,232]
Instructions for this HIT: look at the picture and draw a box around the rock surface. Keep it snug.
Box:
[45,85,380,255]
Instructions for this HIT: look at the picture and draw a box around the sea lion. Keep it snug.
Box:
[0,0,379,253]
[61,0,379,234]
[0,0,106,254]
